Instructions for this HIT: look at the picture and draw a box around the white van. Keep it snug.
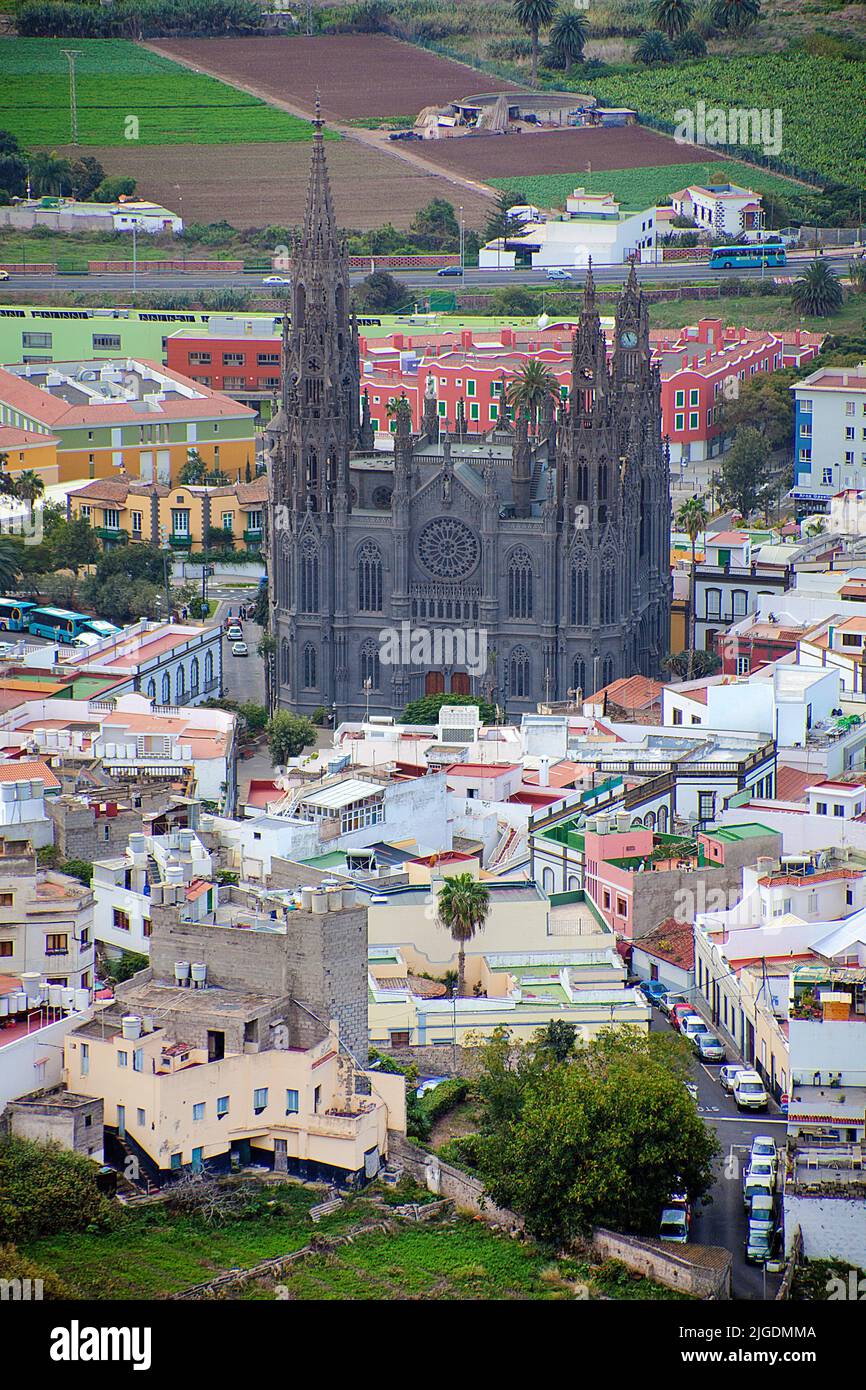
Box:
[733,1070,769,1112]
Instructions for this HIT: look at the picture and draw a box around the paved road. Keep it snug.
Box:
[651,1009,784,1301]
[1,248,855,297]
[211,593,266,709]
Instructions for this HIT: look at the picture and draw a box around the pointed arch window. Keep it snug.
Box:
[570,559,589,626]
[357,541,383,612]
[572,656,586,695]
[176,665,185,703]
[299,538,319,614]
[146,678,156,703]
[161,672,171,704]
[190,656,200,696]
[204,651,214,690]
[302,643,317,690]
[601,565,617,625]
[507,547,533,620]
[281,639,290,686]
[509,646,530,699]
[360,641,380,691]
[601,654,614,687]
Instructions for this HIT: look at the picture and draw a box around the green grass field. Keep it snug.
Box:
[0,39,332,147]
[490,162,812,214]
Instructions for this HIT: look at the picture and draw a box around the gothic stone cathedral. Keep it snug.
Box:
[266,118,671,722]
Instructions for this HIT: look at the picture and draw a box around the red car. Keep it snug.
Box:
[671,1002,697,1033]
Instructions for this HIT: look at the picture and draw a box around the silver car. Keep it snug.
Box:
[719,1064,745,1093]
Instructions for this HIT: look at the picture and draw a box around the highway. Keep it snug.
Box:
[0,247,855,297]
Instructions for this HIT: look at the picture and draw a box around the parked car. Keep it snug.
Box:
[733,1070,769,1112]
[231,641,248,657]
[743,1171,774,1211]
[744,1157,775,1188]
[659,1206,690,1243]
[226,625,243,641]
[719,1064,746,1093]
[680,1014,711,1043]
[437,266,463,277]
[638,980,669,1006]
[695,1032,726,1062]
[546,267,573,280]
[670,1002,697,1032]
[745,1223,774,1265]
[750,1136,778,1171]
[748,1192,775,1232]
[658,991,683,1017]
[0,270,9,282]
[263,276,291,284]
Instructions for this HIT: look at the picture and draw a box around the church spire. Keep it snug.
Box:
[299,89,340,262]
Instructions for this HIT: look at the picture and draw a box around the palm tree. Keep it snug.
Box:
[507,360,560,430]
[650,0,695,36]
[792,260,844,317]
[847,256,866,295]
[27,151,72,197]
[548,10,589,68]
[13,470,44,505]
[710,0,760,30]
[0,536,22,593]
[634,28,675,62]
[436,872,490,997]
[513,0,557,84]
[676,496,708,681]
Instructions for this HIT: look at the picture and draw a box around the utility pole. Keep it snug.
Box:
[61,50,83,147]
[305,0,313,34]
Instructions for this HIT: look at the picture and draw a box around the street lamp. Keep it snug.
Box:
[129,217,142,295]
[159,529,172,620]
[459,205,465,283]
[363,676,372,722]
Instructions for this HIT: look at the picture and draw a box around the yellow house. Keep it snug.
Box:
[0,425,60,485]
[69,474,267,552]
[0,360,256,486]
[64,1008,405,1184]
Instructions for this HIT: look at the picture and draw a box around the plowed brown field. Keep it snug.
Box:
[414,125,723,178]
[78,140,492,230]
[150,34,522,121]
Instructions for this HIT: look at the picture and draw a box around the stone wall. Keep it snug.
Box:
[388,1132,524,1232]
[592,1227,732,1299]
[378,1043,470,1077]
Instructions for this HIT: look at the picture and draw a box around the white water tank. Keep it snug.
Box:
[616,811,630,832]
[121,1014,142,1040]
[48,983,63,1007]
[21,971,42,1001]
[174,961,190,986]
[300,886,314,911]
[73,987,90,1012]
[60,988,75,1012]
[311,890,327,915]
[0,995,8,1017]
[342,885,356,908]
[326,887,344,911]
[190,962,208,988]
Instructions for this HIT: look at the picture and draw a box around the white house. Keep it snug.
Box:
[792,362,866,504]
[92,828,214,957]
[670,183,763,240]
[479,189,656,270]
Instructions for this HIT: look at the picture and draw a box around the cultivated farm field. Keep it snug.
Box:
[150,34,522,121]
[0,38,321,147]
[415,125,723,181]
[489,162,812,214]
[75,141,493,230]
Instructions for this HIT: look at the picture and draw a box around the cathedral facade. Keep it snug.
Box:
[267,119,671,722]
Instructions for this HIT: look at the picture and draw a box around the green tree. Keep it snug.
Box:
[0,129,27,200]
[710,0,760,30]
[266,709,317,763]
[104,949,148,983]
[27,150,72,196]
[719,425,769,521]
[484,189,526,242]
[513,0,557,83]
[676,496,708,681]
[92,175,137,203]
[849,257,866,295]
[672,28,706,55]
[547,9,589,68]
[436,872,491,996]
[535,1018,579,1063]
[634,28,675,62]
[238,700,268,734]
[354,270,408,312]
[650,0,694,35]
[68,155,105,200]
[506,360,560,431]
[409,198,459,250]
[663,648,722,680]
[792,260,845,317]
[0,536,22,593]
[475,1030,719,1243]
[49,516,100,575]
[12,470,45,505]
[0,1135,114,1243]
[401,692,496,725]
[717,369,796,451]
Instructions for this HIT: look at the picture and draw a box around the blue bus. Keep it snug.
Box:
[79,619,123,640]
[709,243,787,269]
[27,607,96,641]
[0,598,36,632]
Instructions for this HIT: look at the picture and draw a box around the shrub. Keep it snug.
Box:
[436,1134,482,1170]
[672,28,706,54]
[0,1245,72,1299]
[0,1137,114,1243]
[421,1077,470,1124]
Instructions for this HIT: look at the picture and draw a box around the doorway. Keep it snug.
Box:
[451,672,470,695]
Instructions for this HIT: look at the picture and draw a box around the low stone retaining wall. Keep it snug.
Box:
[389,1132,524,1233]
[379,1043,470,1077]
[592,1227,732,1300]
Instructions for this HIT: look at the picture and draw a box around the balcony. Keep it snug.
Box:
[243,527,263,545]
[169,533,193,549]
[95,526,124,541]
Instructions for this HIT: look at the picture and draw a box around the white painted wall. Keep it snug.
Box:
[785,1193,866,1262]
[0,1010,91,1109]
